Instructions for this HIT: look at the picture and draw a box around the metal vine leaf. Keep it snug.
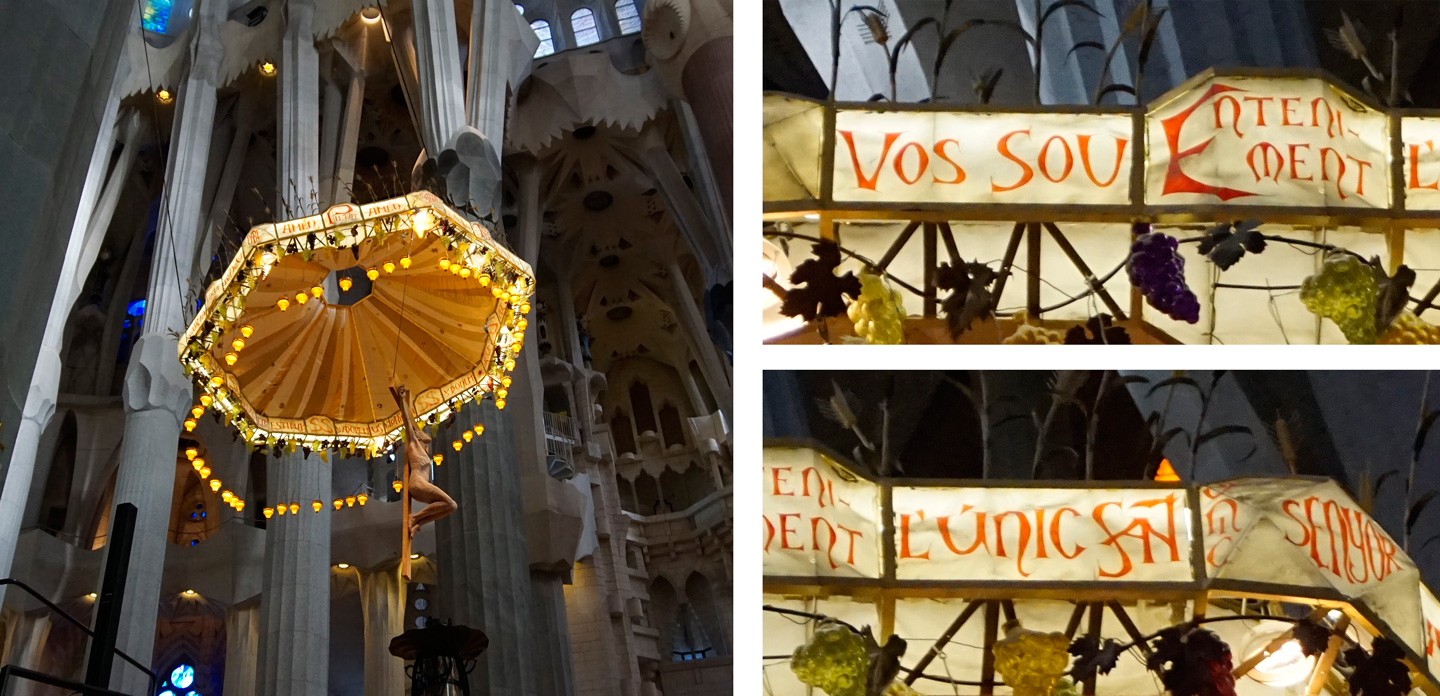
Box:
[1374,263,1416,332]
[1408,490,1439,536]
[936,261,998,338]
[1064,314,1131,344]
[1146,625,1236,696]
[1291,619,1333,658]
[1196,220,1265,270]
[1342,638,1412,696]
[781,241,863,322]
[1068,636,1124,682]
[1041,0,1100,29]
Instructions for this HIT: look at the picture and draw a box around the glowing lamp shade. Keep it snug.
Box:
[199,467,211,478]
[400,256,412,269]
[520,302,532,314]
[496,399,507,410]
[339,276,353,292]
[474,424,484,436]
[155,89,173,104]
[191,405,205,418]
[345,495,356,507]
[452,440,463,451]
[277,298,289,311]
[478,273,490,286]
[360,6,381,23]
[210,479,222,492]
[185,447,198,460]
[357,493,368,505]
[439,259,451,271]
[497,388,508,399]
[501,376,511,387]
[1154,459,1180,482]
[393,480,403,492]
[259,61,276,76]
[1243,631,1316,688]
[200,394,213,406]
[240,324,254,338]
[334,498,344,510]
[384,261,396,274]
[184,418,197,432]
[312,500,323,512]
[209,375,224,387]
[460,267,472,279]
[264,507,274,518]
[191,457,205,471]
[432,454,443,465]
[236,501,245,511]
[310,285,324,299]
[289,503,299,515]
[462,431,473,442]
[366,267,380,281]
[225,352,238,366]
[276,504,286,516]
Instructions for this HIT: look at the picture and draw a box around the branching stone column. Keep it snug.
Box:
[434,403,537,695]
[97,2,225,688]
[278,0,319,213]
[223,603,259,696]
[358,565,406,696]
[257,452,333,694]
[665,261,731,419]
[410,0,467,155]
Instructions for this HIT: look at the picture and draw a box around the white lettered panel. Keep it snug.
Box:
[762,448,882,579]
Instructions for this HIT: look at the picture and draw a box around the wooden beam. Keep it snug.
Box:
[1232,608,1326,679]
[938,222,962,267]
[1001,599,1017,624]
[990,222,1026,304]
[874,221,921,271]
[1083,603,1105,695]
[904,600,984,685]
[1063,602,1087,639]
[1026,222,1042,317]
[1044,222,1127,320]
[1106,601,1152,656]
[401,462,413,581]
[980,601,1000,696]
[923,223,939,317]
[1305,615,1351,696]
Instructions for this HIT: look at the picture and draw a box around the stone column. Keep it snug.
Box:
[257,452,332,695]
[317,69,343,208]
[467,0,531,138]
[665,261,731,418]
[674,100,730,249]
[358,565,407,696]
[678,36,732,216]
[223,603,260,696]
[332,67,365,204]
[196,99,253,283]
[278,0,319,214]
[7,612,50,694]
[641,145,727,285]
[96,3,225,688]
[75,109,146,302]
[529,570,576,696]
[411,0,467,155]
[434,403,537,696]
[676,363,708,415]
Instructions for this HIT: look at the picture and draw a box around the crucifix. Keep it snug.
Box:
[389,380,457,580]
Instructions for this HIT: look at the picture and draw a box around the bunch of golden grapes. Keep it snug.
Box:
[1300,254,1378,344]
[847,268,906,345]
[790,623,867,696]
[1003,312,1064,344]
[1378,311,1440,344]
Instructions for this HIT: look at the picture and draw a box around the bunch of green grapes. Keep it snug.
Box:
[847,269,906,344]
[1379,311,1440,344]
[1300,255,1378,344]
[883,681,921,696]
[791,623,867,696]
[1004,323,1065,345]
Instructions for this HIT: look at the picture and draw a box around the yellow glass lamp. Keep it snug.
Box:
[345,496,356,508]
[473,424,485,436]
[439,258,451,271]
[236,501,245,512]
[221,490,233,502]
[497,388,508,399]
[333,499,343,510]
[504,359,516,371]
[478,273,490,286]
[339,276,353,292]
[276,504,286,516]
[210,479,222,492]
[501,377,511,387]
[209,375,224,388]
[432,454,443,465]
[450,264,461,276]
[240,324,254,338]
[184,418,197,432]
[156,89,173,104]
[459,267,472,279]
[992,621,1070,696]
[312,500,323,513]
[192,457,205,471]
[517,318,528,330]
[520,302,532,314]
[1154,459,1180,482]
[199,467,211,479]
[259,61,276,76]
[185,447,199,461]
[225,352,238,366]
[400,256,411,269]
[496,399,507,410]
[231,337,245,352]
[191,405,205,418]
[263,507,274,518]
[296,292,308,305]
[392,480,403,492]
[289,503,299,514]
[384,261,396,274]
[366,267,380,281]
[357,493,368,506]
[200,394,214,407]
[277,298,290,311]
[452,440,462,452]
[462,431,473,442]
[310,285,324,299]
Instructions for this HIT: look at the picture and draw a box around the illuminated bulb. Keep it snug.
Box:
[183,589,196,596]
[496,399,507,410]
[474,424,485,436]
[439,258,451,271]
[357,494,368,506]
[501,376,511,387]
[210,479,221,492]
[384,261,396,274]
[336,563,350,569]
[210,375,224,387]
[504,359,516,371]
[259,61,276,76]
[345,496,356,507]
[334,499,343,510]
[462,431,473,442]
[311,285,324,299]
[236,501,245,512]
[520,302,532,313]
[221,490,233,502]
[400,256,411,269]
[184,418,197,432]
[313,500,323,513]
[199,467,211,479]
[276,504,286,516]
[432,454,443,465]
[392,480,403,492]
[200,394,213,407]
[185,447,198,461]
[224,352,237,366]
[289,503,299,514]
[412,209,434,235]
[191,405,205,418]
[497,388,508,399]
[517,318,528,329]
[263,507,274,519]
[156,89,173,104]
[410,553,421,560]
[367,267,379,281]
[491,286,503,298]
[87,592,97,599]
[277,298,290,311]
[360,6,381,23]
[450,264,461,276]
[240,324,254,338]
[460,267,472,279]
[296,292,308,305]
[478,274,490,286]
[339,277,353,292]
[192,457,206,470]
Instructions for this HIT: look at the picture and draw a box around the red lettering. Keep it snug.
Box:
[1320,148,1349,201]
[1077,135,1128,187]
[991,129,1034,192]
[993,511,1034,577]
[1346,156,1372,195]
[1288,143,1313,181]
[1038,136,1074,183]
[779,513,802,550]
[1247,142,1283,182]
[811,517,840,570]
[764,515,775,552]
[1160,82,1257,200]
[893,141,929,185]
[1411,141,1440,190]
[1281,97,1302,126]
[932,139,966,184]
[938,506,988,555]
[838,525,864,566]
[838,130,900,191]
[1051,507,1085,559]
[771,467,793,496]
[1213,94,1245,137]
[900,511,931,559]
[1242,96,1273,126]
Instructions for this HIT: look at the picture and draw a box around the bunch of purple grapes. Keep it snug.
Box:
[1127,225,1200,324]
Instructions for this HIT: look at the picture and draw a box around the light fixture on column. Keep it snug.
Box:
[336,563,350,569]
[360,6,381,23]
[345,496,356,507]
[86,592,97,600]
[259,61,276,76]
[199,467,211,479]
[182,589,197,596]
[155,89,173,104]
[184,446,198,460]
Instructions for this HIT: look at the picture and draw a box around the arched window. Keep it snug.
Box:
[531,20,555,58]
[141,0,173,33]
[514,3,525,13]
[571,8,600,47]
[615,0,641,34]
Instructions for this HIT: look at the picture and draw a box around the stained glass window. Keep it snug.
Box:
[615,0,641,35]
[515,3,525,14]
[141,0,172,33]
[170,664,194,689]
[571,8,600,47]
[531,20,555,58]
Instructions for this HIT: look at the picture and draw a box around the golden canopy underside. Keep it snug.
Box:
[220,237,504,428]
